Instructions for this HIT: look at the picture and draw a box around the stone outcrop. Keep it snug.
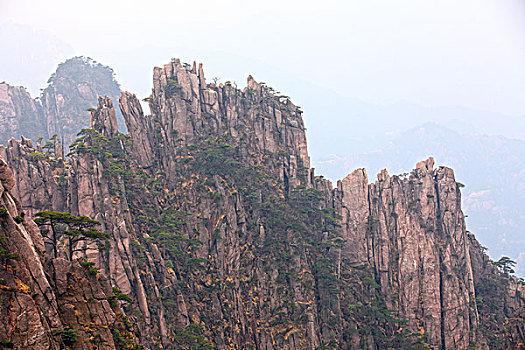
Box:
[0,56,124,149]
[119,92,154,167]
[90,96,119,138]
[467,233,525,348]
[126,58,311,189]
[334,158,478,348]
[0,158,139,349]
[0,83,47,144]
[42,56,126,147]
[0,58,523,349]
[0,136,67,218]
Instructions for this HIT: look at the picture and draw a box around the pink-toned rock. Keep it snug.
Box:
[90,96,119,137]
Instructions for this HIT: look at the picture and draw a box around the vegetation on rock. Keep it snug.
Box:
[0,58,522,349]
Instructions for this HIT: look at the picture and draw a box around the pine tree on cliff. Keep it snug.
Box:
[494,256,516,276]
[34,211,109,260]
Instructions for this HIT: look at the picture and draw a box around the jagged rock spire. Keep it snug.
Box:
[89,96,119,137]
[416,156,435,171]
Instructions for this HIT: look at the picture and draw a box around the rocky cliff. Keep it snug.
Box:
[0,158,139,349]
[42,56,125,146]
[0,58,523,349]
[328,122,525,276]
[0,56,123,147]
[0,83,47,144]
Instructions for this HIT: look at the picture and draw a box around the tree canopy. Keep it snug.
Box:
[34,210,109,260]
[493,256,516,275]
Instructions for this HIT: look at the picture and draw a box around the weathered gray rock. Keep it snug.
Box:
[119,92,154,168]
[331,158,482,348]
[1,59,523,349]
[90,96,119,138]
[0,158,139,349]
[41,56,126,148]
[0,83,47,145]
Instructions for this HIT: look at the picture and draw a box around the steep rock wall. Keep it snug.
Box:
[334,158,480,348]
[0,56,124,149]
[0,59,523,349]
[0,158,139,349]
[0,83,47,144]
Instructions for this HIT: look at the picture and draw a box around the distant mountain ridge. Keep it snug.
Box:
[0,56,123,148]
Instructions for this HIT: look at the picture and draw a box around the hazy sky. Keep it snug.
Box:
[1,0,525,115]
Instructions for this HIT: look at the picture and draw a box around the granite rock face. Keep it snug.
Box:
[90,96,119,138]
[0,83,47,144]
[42,56,126,147]
[467,233,525,349]
[0,56,124,149]
[0,59,523,349]
[0,136,67,218]
[134,59,311,188]
[335,158,479,348]
[0,158,139,349]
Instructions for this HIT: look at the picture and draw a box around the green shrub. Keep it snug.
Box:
[80,261,95,268]
[116,293,132,302]
[61,327,78,345]
[28,152,46,159]
[87,267,99,276]
[174,323,212,349]
[108,292,132,306]
[0,339,14,348]
[13,216,23,224]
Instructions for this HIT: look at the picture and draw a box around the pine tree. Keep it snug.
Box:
[34,211,109,260]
